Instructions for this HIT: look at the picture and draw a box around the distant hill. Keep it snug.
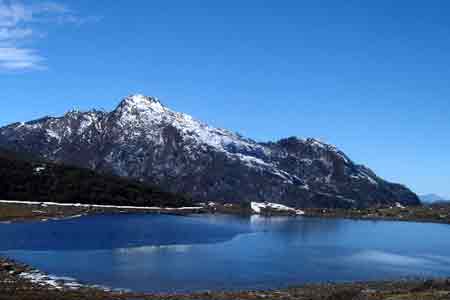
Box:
[420,194,449,204]
[0,148,192,207]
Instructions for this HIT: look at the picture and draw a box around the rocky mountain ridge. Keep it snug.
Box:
[0,95,420,208]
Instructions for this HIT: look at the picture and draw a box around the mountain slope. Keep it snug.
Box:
[0,95,420,208]
[0,147,192,207]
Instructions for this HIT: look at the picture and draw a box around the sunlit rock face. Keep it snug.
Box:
[0,94,420,208]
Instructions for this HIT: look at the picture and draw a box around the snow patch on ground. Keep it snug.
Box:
[251,202,305,215]
[18,269,123,292]
[19,270,83,290]
[33,166,46,174]
[395,202,406,209]
[0,200,203,211]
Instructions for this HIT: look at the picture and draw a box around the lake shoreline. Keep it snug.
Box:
[1,200,450,226]
[1,256,450,300]
[0,200,203,223]
[210,202,450,225]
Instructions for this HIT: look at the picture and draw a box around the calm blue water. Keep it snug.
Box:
[1,213,450,293]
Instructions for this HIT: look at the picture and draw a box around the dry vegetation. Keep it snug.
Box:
[302,204,450,225]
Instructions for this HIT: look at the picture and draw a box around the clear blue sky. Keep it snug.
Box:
[1,0,449,198]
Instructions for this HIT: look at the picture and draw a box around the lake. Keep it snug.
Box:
[1,213,450,293]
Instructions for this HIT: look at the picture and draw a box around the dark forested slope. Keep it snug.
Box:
[0,148,192,207]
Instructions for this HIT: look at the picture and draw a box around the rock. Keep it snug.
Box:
[0,263,14,272]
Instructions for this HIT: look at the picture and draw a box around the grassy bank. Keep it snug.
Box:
[300,204,450,225]
[209,202,450,224]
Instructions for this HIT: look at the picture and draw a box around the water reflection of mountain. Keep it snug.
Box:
[248,215,344,242]
[115,244,193,255]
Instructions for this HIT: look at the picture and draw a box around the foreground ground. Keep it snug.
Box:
[1,257,450,300]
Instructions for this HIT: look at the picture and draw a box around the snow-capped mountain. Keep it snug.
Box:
[0,95,420,208]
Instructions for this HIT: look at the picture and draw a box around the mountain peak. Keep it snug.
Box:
[116,94,165,114]
[120,94,161,107]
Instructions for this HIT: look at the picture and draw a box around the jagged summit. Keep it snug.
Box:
[0,94,420,208]
[117,94,164,111]
[123,94,160,103]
